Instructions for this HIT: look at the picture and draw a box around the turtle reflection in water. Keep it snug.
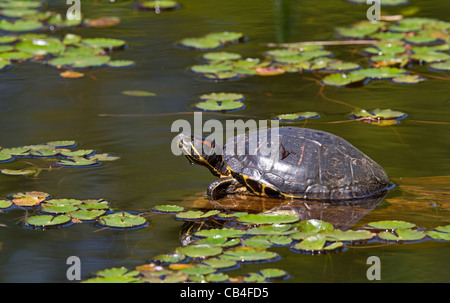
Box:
[176,127,392,201]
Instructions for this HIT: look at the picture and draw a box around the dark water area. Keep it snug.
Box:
[0,0,448,282]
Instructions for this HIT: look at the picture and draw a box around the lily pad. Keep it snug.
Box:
[427,225,450,241]
[352,67,408,79]
[55,157,99,167]
[259,268,289,280]
[428,61,450,72]
[25,214,71,228]
[0,168,38,176]
[275,111,321,121]
[0,147,30,156]
[48,55,111,69]
[0,199,12,209]
[88,153,120,162]
[152,204,184,213]
[47,140,76,148]
[0,19,43,32]
[321,73,366,87]
[203,51,242,62]
[0,153,14,163]
[153,253,186,264]
[326,61,360,72]
[365,220,417,230]
[198,92,245,101]
[180,264,216,275]
[69,209,106,221]
[41,204,79,214]
[242,237,272,248]
[136,1,179,11]
[195,228,246,239]
[176,245,223,258]
[237,213,299,225]
[378,228,426,241]
[191,100,245,112]
[107,60,136,68]
[205,273,229,282]
[15,38,65,56]
[323,230,375,242]
[220,247,279,262]
[202,257,238,269]
[122,90,156,97]
[0,51,34,62]
[392,74,426,84]
[204,32,244,44]
[98,212,147,229]
[246,224,295,235]
[295,219,334,233]
[175,210,220,220]
[82,38,126,50]
[178,37,222,51]
[411,51,450,63]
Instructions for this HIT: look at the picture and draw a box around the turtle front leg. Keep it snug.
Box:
[207,177,250,199]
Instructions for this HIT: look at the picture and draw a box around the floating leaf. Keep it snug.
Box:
[275,112,320,121]
[292,234,327,251]
[178,37,222,51]
[198,92,245,101]
[204,32,244,44]
[370,108,407,120]
[404,35,440,45]
[48,55,111,69]
[365,220,417,230]
[220,247,279,262]
[242,237,272,248]
[12,196,45,207]
[153,253,186,264]
[25,214,71,228]
[323,230,375,242]
[411,51,450,63]
[15,38,65,56]
[0,168,38,176]
[244,272,265,282]
[191,100,245,112]
[427,225,450,240]
[259,268,289,280]
[47,140,76,148]
[0,147,30,156]
[177,245,223,258]
[195,228,246,239]
[352,67,407,79]
[0,19,43,32]
[428,61,450,72]
[136,1,179,11]
[82,38,126,50]
[205,273,229,282]
[78,199,110,210]
[122,90,156,97]
[295,219,334,233]
[326,61,360,72]
[175,210,220,220]
[202,258,238,269]
[56,156,99,167]
[0,153,14,162]
[84,16,121,28]
[88,153,120,161]
[69,209,106,221]
[203,51,242,62]
[107,60,136,68]
[98,212,147,229]
[246,224,295,235]
[41,204,79,214]
[152,204,184,213]
[180,264,216,275]
[0,199,12,209]
[321,73,366,87]
[378,229,426,241]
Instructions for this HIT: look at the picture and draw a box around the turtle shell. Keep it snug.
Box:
[223,127,391,200]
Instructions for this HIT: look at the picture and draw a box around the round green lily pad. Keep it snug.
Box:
[321,73,366,87]
[107,60,136,68]
[204,32,244,44]
[153,253,186,264]
[191,100,245,112]
[323,230,375,242]
[176,245,223,258]
[15,38,65,56]
[25,214,71,228]
[0,153,14,163]
[365,220,417,230]
[152,204,184,213]
[0,51,34,62]
[378,229,426,241]
[202,51,242,62]
[242,236,272,248]
[202,257,238,269]
[246,224,295,235]
[195,228,246,239]
[98,212,147,229]
[198,92,245,101]
[47,140,76,148]
[0,147,30,156]
[136,0,179,10]
[237,213,299,225]
[275,111,321,121]
[0,168,37,176]
[426,225,450,240]
[205,273,229,282]
[352,67,408,79]
[178,37,222,51]
[82,38,126,49]
[175,210,220,220]
[295,219,335,233]
[180,264,216,275]
[0,199,13,209]
[0,19,43,32]
[0,36,18,44]
[48,55,111,69]
[220,247,279,262]
[41,204,79,214]
[326,61,360,72]
[69,210,106,221]
[428,61,450,72]
[55,157,100,167]
[411,51,450,63]
[122,90,156,97]
[259,268,289,280]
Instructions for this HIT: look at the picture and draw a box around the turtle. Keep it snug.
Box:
[176,127,392,201]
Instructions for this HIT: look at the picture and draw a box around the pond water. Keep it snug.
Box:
[0,0,449,282]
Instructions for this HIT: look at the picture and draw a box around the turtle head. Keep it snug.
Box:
[176,133,230,177]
